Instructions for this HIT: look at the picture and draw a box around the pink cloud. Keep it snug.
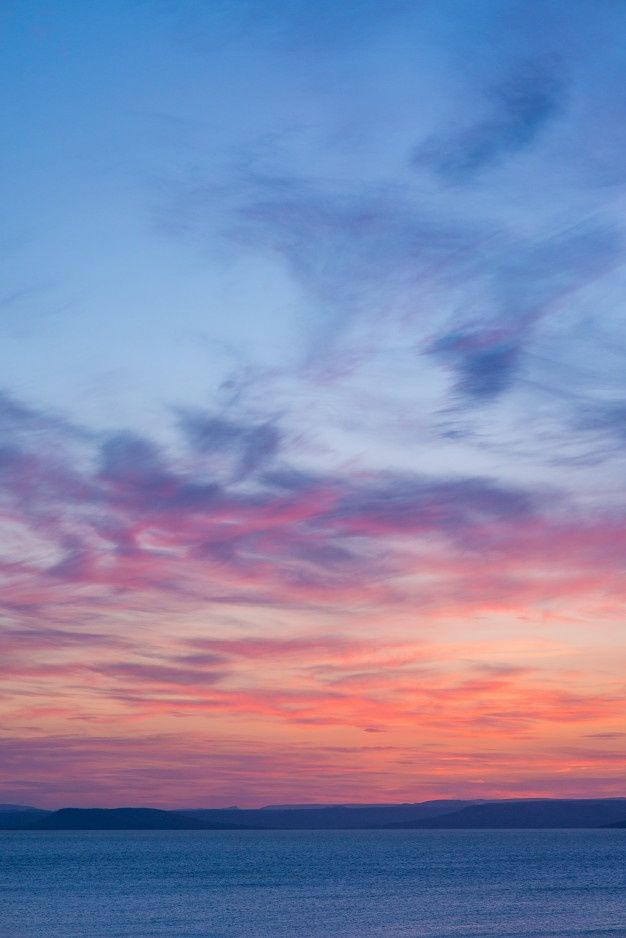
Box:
[1,394,626,803]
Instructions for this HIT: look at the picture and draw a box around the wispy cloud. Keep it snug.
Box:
[177,407,282,478]
[415,62,565,184]
[2,389,626,630]
[4,0,626,807]
[164,163,622,411]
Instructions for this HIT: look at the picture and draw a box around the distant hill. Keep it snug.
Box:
[0,811,53,830]
[0,803,47,813]
[2,799,625,831]
[259,801,447,810]
[31,808,245,831]
[394,799,626,829]
[181,800,481,829]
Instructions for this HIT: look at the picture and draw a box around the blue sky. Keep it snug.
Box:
[4,0,624,438]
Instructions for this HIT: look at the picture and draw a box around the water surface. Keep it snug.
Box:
[1,829,625,937]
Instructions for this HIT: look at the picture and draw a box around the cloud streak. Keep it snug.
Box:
[416,62,565,184]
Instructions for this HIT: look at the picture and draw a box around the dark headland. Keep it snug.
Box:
[2,799,626,830]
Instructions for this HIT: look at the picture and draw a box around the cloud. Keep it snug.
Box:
[432,335,520,400]
[1,388,626,627]
[2,716,625,808]
[325,473,538,537]
[95,661,228,689]
[183,633,362,662]
[430,222,620,401]
[577,400,626,444]
[415,62,565,184]
[2,390,626,806]
[0,389,87,440]
[177,408,282,477]
[165,172,490,371]
[165,161,622,412]
[3,627,122,651]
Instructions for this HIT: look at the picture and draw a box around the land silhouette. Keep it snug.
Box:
[2,799,626,830]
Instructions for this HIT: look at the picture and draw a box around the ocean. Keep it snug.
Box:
[1,829,625,937]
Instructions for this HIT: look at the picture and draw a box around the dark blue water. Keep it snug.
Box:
[1,830,625,937]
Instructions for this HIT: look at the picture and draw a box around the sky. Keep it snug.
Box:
[1,0,626,809]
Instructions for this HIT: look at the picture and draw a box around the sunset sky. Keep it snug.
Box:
[2,0,626,809]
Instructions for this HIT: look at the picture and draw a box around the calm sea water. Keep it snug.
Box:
[1,829,625,937]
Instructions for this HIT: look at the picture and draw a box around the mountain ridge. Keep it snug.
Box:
[2,798,626,830]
